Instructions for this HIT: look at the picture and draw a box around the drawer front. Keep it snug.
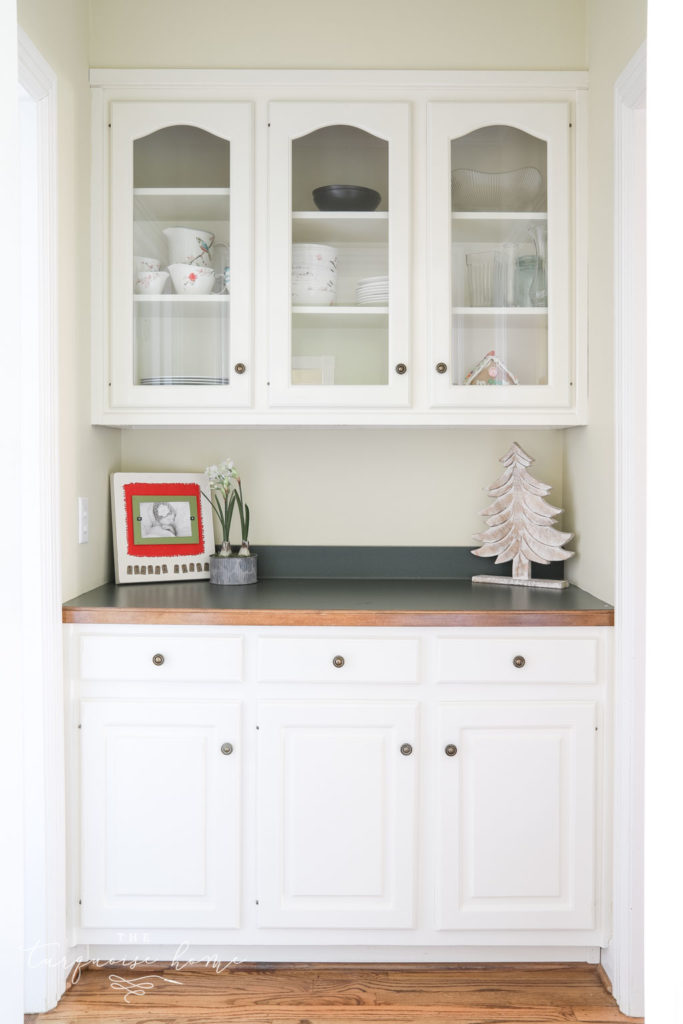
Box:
[257,636,420,684]
[436,635,598,684]
[79,633,243,682]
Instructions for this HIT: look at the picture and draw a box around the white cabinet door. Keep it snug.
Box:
[267,102,411,408]
[437,701,596,930]
[107,101,253,414]
[80,700,241,929]
[257,700,417,928]
[427,102,574,418]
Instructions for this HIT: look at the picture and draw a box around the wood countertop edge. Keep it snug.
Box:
[62,607,614,627]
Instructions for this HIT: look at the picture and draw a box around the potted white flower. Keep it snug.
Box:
[203,459,257,585]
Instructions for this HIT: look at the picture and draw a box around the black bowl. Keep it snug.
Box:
[313,185,382,212]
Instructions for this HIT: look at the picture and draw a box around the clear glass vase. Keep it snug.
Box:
[528,225,548,308]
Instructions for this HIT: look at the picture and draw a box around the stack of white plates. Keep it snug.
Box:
[140,376,230,386]
[292,244,338,306]
[355,276,389,306]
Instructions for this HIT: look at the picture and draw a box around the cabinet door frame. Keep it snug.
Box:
[427,101,573,414]
[436,699,597,931]
[80,698,242,929]
[256,699,418,928]
[107,101,253,412]
[267,101,412,409]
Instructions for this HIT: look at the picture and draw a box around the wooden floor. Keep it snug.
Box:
[24,962,643,1024]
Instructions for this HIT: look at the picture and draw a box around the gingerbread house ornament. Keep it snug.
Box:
[471,442,574,589]
[464,350,518,386]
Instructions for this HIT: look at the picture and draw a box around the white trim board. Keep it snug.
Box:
[18,29,67,1015]
[606,41,646,1020]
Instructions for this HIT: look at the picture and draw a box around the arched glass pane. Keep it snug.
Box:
[290,125,389,387]
[450,125,548,387]
[132,126,231,386]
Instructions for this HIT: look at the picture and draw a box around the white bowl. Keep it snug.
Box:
[451,167,544,212]
[168,263,215,295]
[163,227,215,267]
[135,256,161,275]
[135,270,169,295]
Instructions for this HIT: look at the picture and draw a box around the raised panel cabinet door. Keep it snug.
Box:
[257,700,418,928]
[107,101,253,413]
[437,701,596,930]
[80,700,241,929]
[427,102,573,416]
[267,101,411,409]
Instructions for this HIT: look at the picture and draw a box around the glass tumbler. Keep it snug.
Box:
[466,251,496,307]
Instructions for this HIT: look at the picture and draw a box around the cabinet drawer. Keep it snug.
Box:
[78,633,243,682]
[436,635,598,684]
[257,636,420,684]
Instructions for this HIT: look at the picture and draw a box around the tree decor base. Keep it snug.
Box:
[472,574,569,590]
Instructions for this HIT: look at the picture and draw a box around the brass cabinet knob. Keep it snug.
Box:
[436,362,448,374]
[220,742,234,756]
[332,655,345,668]
[400,743,413,756]
[513,655,526,669]
[444,744,458,757]
[395,363,407,375]
[234,363,246,375]
[152,653,165,667]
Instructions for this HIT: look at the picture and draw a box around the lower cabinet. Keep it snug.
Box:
[68,624,610,952]
[436,701,596,931]
[80,699,241,929]
[256,700,418,929]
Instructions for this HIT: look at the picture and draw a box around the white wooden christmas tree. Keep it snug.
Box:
[471,442,574,590]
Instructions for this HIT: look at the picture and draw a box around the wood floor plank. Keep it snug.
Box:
[25,963,642,1024]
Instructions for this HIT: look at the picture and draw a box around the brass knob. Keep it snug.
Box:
[152,653,165,667]
[332,655,345,668]
[220,742,234,756]
[513,655,526,669]
[395,363,407,375]
[436,362,448,374]
[400,743,413,756]
[234,363,246,375]
[445,744,458,757]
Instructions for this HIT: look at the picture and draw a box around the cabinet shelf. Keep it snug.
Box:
[134,294,230,302]
[293,305,388,329]
[452,212,547,244]
[453,306,547,316]
[292,211,388,244]
[134,188,230,221]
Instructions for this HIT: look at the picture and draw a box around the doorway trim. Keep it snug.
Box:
[18,28,66,1014]
[607,41,646,1019]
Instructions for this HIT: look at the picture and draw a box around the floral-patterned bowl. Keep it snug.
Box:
[168,263,215,295]
[135,270,169,295]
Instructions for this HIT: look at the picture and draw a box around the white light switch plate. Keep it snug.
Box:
[78,497,89,544]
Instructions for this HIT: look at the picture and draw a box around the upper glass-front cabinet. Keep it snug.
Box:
[267,102,411,407]
[108,102,252,410]
[427,102,572,411]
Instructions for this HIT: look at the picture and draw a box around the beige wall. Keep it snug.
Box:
[88,0,586,71]
[19,0,121,601]
[563,0,646,602]
[121,430,565,547]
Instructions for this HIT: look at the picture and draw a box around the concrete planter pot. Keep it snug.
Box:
[209,553,258,586]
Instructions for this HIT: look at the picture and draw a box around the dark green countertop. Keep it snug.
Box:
[63,579,613,627]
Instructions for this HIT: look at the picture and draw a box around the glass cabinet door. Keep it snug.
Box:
[427,103,571,412]
[109,102,252,409]
[267,102,411,408]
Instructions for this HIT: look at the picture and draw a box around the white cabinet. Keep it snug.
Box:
[256,700,418,928]
[80,699,241,929]
[427,102,574,415]
[97,100,253,417]
[91,71,587,426]
[66,622,608,954]
[436,700,596,930]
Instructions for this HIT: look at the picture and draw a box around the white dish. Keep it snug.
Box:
[451,167,544,212]
[163,226,215,267]
[168,263,215,295]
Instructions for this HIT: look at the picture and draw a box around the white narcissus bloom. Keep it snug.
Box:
[206,459,238,495]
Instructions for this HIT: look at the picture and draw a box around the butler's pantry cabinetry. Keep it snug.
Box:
[91,72,586,425]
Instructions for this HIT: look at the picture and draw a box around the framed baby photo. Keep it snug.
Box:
[111,472,215,583]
